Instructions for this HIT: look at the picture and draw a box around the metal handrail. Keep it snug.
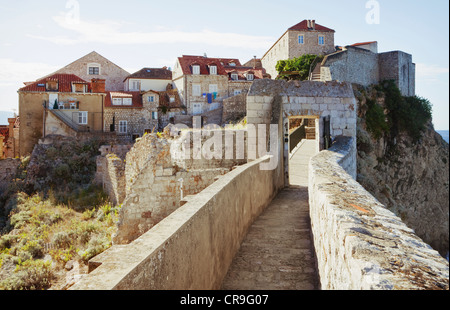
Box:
[308,56,321,81]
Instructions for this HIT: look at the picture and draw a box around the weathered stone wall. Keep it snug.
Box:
[321,47,379,87]
[247,80,357,153]
[112,129,249,244]
[222,93,247,124]
[53,51,130,91]
[0,158,20,193]
[70,155,284,290]
[379,51,415,96]
[309,136,449,290]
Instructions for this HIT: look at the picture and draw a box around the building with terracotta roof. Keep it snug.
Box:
[261,19,336,79]
[124,67,173,92]
[260,20,415,96]
[18,73,106,155]
[172,55,266,117]
[47,51,130,92]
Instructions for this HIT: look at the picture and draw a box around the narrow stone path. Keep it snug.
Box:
[221,139,319,290]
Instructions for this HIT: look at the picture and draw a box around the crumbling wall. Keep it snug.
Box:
[112,130,248,244]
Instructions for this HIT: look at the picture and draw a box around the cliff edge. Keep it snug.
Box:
[354,82,449,258]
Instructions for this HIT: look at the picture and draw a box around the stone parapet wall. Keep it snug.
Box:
[308,136,449,290]
[222,93,247,124]
[70,155,284,290]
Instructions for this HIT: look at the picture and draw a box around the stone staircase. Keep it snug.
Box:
[310,63,322,81]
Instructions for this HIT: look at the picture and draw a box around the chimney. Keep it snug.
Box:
[311,20,316,30]
[307,20,311,29]
[91,78,106,93]
[253,56,257,69]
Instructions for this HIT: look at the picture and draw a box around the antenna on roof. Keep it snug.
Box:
[203,53,207,58]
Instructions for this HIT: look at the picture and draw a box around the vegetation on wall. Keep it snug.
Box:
[360,80,432,143]
[0,138,119,290]
[275,54,322,81]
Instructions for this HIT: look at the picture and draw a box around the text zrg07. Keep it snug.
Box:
[224,295,268,305]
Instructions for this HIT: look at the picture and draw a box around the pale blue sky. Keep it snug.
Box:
[0,0,448,129]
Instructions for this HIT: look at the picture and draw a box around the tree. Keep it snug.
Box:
[275,54,322,81]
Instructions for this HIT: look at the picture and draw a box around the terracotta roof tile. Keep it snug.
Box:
[178,55,242,76]
[288,20,335,32]
[104,91,142,108]
[18,74,90,93]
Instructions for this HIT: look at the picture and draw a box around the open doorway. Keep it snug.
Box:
[287,116,319,187]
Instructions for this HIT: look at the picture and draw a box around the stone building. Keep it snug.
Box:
[18,73,105,156]
[124,67,173,92]
[261,19,335,79]
[172,55,266,117]
[103,91,158,140]
[319,43,416,96]
[48,51,130,92]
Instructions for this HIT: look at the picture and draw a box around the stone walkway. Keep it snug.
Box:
[221,139,319,290]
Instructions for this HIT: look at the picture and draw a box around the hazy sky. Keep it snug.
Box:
[0,0,448,129]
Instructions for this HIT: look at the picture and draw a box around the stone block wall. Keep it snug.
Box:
[322,46,379,87]
[71,155,284,290]
[222,93,247,124]
[112,130,249,244]
[309,136,449,290]
[379,51,415,96]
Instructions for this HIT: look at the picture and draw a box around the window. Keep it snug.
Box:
[298,35,304,44]
[119,121,127,133]
[148,96,154,102]
[231,73,238,81]
[46,81,58,91]
[130,80,140,91]
[234,89,242,96]
[123,98,132,105]
[78,112,88,125]
[229,62,236,67]
[152,112,158,120]
[169,96,175,103]
[246,74,254,81]
[112,98,122,105]
[209,84,218,93]
[318,36,324,45]
[192,65,200,75]
[210,65,217,75]
[88,67,100,75]
[192,84,201,96]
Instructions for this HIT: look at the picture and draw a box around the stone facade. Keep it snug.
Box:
[261,20,335,79]
[222,93,247,124]
[321,46,379,87]
[19,90,104,156]
[320,47,416,96]
[379,51,415,96]
[51,51,130,91]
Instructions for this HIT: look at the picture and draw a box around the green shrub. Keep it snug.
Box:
[0,259,53,290]
[275,54,320,80]
[365,98,389,139]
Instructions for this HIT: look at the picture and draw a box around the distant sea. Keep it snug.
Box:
[437,130,449,143]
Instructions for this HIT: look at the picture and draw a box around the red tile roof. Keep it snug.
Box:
[288,20,335,32]
[350,41,377,47]
[178,55,242,75]
[177,55,265,80]
[18,73,90,93]
[104,91,142,108]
